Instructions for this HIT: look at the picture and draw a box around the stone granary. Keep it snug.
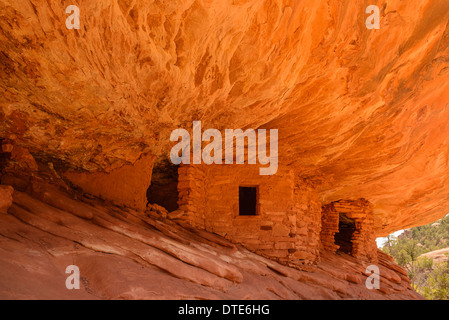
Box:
[62,148,378,266]
[176,163,377,265]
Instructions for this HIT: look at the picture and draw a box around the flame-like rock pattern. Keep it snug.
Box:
[1,0,449,236]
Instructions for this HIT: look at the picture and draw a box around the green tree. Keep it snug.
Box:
[380,214,449,299]
[421,259,449,300]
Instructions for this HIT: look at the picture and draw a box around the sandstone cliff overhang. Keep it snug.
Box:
[1,0,449,236]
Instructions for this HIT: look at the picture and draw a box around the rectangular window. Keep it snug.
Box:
[239,186,258,216]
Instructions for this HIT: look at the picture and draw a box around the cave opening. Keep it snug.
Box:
[146,158,179,212]
[335,213,356,254]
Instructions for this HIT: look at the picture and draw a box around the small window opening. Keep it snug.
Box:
[239,186,258,216]
[335,213,355,254]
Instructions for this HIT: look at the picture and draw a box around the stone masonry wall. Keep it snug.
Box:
[177,164,322,265]
[320,202,340,253]
[321,199,377,262]
[63,153,155,211]
[177,164,206,228]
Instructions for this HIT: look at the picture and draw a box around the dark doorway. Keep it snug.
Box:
[146,158,179,212]
[335,213,355,254]
[239,186,258,216]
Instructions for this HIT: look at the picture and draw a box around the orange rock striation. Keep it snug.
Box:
[1,0,449,236]
[0,180,422,299]
[1,0,449,299]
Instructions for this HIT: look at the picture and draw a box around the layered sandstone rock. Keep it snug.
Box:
[1,0,448,300]
[0,140,422,299]
[1,0,449,236]
[0,182,422,299]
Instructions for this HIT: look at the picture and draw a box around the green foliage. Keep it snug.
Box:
[380,215,449,300]
[417,256,433,269]
[420,257,449,300]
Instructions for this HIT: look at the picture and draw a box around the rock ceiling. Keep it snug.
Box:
[1,0,449,235]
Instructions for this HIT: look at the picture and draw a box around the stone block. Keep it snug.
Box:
[0,185,14,214]
[272,223,290,237]
[274,242,295,250]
